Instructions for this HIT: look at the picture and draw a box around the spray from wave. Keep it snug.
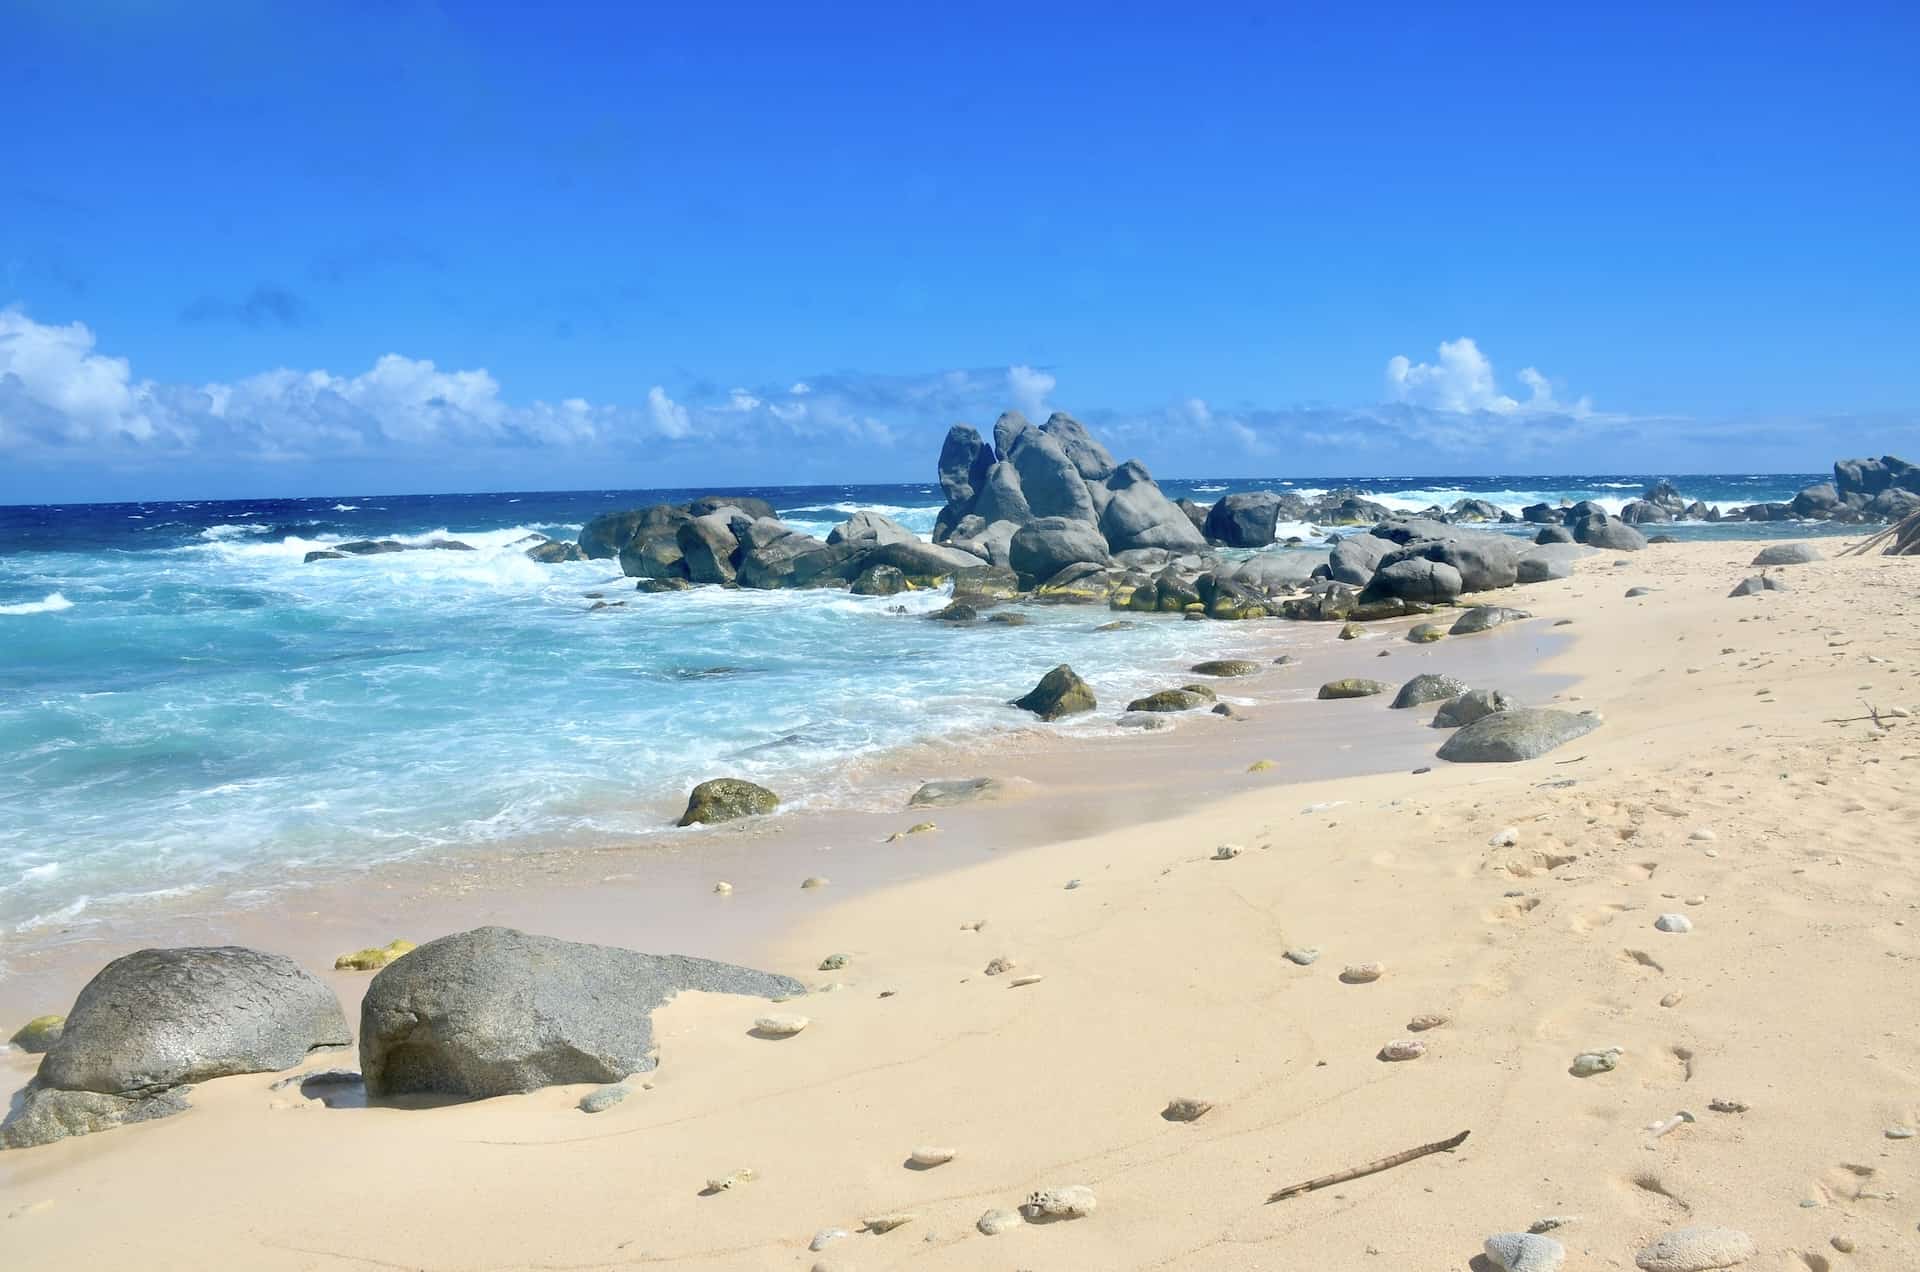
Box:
[0,592,74,615]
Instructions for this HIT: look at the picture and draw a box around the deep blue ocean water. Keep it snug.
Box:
[0,472,1837,939]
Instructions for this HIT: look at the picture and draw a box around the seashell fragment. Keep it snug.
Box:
[1021,1184,1097,1219]
[801,876,828,889]
[1406,1012,1449,1032]
[1569,1047,1622,1077]
[808,1228,848,1251]
[712,881,733,894]
[1339,962,1384,984]
[861,1212,917,1233]
[1008,974,1044,987]
[753,1014,810,1037]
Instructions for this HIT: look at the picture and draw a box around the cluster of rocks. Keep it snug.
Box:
[304,537,475,564]
[1783,454,1920,522]
[2,927,803,1148]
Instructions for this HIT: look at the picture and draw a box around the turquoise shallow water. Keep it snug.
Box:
[0,473,1838,938]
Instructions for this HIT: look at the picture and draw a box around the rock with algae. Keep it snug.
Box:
[334,939,415,971]
[8,1015,64,1053]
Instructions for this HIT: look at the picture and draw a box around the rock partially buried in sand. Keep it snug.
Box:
[357,926,804,1098]
[704,1167,756,1192]
[8,1015,64,1054]
[1569,1047,1622,1077]
[1340,962,1385,984]
[1436,708,1600,762]
[1655,913,1694,933]
[1728,574,1789,597]
[1751,543,1820,566]
[1189,659,1260,677]
[1633,1225,1756,1271]
[1127,687,1211,712]
[752,1014,810,1038]
[908,1145,956,1167]
[801,876,829,889]
[1162,1096,1213,1122]
[1,1087,193,1150]
[579,1077,641,1113]
[677,778,780,826]
[1433,688,1514,729]
[1011,664,1096,721]
[817,953,847,971]
[1407,1012,1449,1031]
[861,1212,917,1233]
[908,777,1009,807]
[1284,947,1321,966]
[1022,1185,1097,1220]
[1485,1231,1567,1271]
[1378,1038,1426,1061]
[1408,622,1447,643]
[984,956,1017,976]
[334,939,415,971]
[1319,678,1392,700]
[809,1227,849,1251]
[977,1207,1023,1235]
[1450,605,1531,636]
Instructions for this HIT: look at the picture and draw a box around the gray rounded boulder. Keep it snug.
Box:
[1433,688,1514,729]
[677,778,779,826]
[1750,542,1821,566]
[37,946,350,1097]
[1009,516,1110,584]
[1437,708,1600,762]
[358,927,806,1100]
[1390,673,1470,709]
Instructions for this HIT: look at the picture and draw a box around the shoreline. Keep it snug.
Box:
[8,535,1919,1271]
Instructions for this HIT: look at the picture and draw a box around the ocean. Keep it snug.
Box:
[0,472,1837,942]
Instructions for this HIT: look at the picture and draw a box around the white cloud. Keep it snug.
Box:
[0,307,158,446]
[1007,364,1055,421]
[646,385,692,439]
[1385,337,1589,417]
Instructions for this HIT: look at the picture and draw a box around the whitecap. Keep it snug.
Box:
[0,592,74,616]
[331,503,360,512]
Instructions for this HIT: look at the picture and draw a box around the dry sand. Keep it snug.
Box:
[4,537,1918,1270]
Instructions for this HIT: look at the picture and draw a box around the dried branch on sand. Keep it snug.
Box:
[1266,1129,1471,1202]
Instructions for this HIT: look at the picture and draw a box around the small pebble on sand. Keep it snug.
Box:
[1488,826,1519,846]
[1162,1096,1213,1122]
[1407,1012,1449,1031]
[1213,843,1243,860]
[908,1145,956,1167]
[1707,1098,1749,1113]
[817,953,846,971]
[808,1228,847,1252]
[1008,974,1044,987]
[703,1168,755,1192]
[1378,1038,1426,1062]
[1284,947,1321,966]
[959,919,985,931]
[1021,1185,1097,1219]
[1339,962,1384,984]
[1569,1047,1622,1077]
[1689,829,1716,842]
[1886,1125,1915,1139]
[977,1208,1022,1235]
[1654,913,1693,933]
[801,876,828,889]
[984,956,1016,975]
[1660,991,1685,1008]
[712,881,733,894]
[1632,1225,1755,1271]
[861,1212,916,1233]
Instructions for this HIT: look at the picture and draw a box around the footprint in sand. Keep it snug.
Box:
[1568,902,1632,933]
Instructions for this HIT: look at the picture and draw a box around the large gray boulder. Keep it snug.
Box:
[842,539,985,584]
[1039,412,1116,482]
[677,511,744,584]
[358,927,805,1100]
[1437,708,1600,762]
[827,510,917,549]
[1227,552,1321,594]
[1517,541,1587,583]
[972,461,1035,527]
[992,410,1032,461]
[1099,460,1207,552]
[1007,428,1096,523]
[1421,533,1522,593]
[1009,516,1111,584]
[1010,664,1096,720]
[735,532,849,589]
[1618,499,1672,525]
[1450,605,1531,635]
[1328,534,1393,585]
[1359,557,1464,605]
[35,946,349,1098]
[1751,542,1821,566]
[948,519,1020,568]
[937,424,993,507]
[1567,509,1646,551]
[1391,673,1470,709]
[1203,492,1286,547]
[687,494,777,521]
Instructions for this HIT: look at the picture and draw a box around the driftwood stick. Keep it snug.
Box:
[1266,1129,1470,1202]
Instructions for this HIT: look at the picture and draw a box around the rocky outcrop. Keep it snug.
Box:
[828,510,917,549]
[525,539,584,563]
[1328,534,1392,584]
[1433,688,1513,729]
[1101,461,1207,552]
[358,927,804,1100]
[1565,507,1647,550]
[1009,517,1111,585]
[1203,492,1286,547]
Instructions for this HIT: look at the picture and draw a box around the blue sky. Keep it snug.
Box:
[2,0,1916,502]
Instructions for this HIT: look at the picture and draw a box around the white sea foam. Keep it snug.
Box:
[331,503,360,511]
[199,523,272,540]
[0,592,74,615]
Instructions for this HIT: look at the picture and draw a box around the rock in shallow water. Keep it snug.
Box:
[908,777,1008,807]
[1436,708,1600,762]
[1319,678,1392,700]
[677,778,780,826]
[357,926,804,1098]
[1391,673,1470,709]
[1011,664,1096,720]
[1633,1225,1756,1271]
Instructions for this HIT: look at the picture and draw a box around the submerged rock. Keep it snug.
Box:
[677,778,780,826]
[1189,658,1260,677]
[1127,688,1210,713]
[908,777,1009,807]
[358,926,804,1098]
[1437,708,1599,762]
[1011,664,1096,721]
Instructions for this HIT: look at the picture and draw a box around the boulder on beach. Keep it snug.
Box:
[1437,708,1599,762]
[1011,664,1096,720]
[1225,553,1321,594]
[1318,678,1391,700]
[1518,541,1585,582]
[1099,460,1207,552]
[936,423,994,509]
[1750,542,1821,566]
[1189,659,1261,677]
[1450,605,1531,635]
[1566,508,1647,551]
[677,511,743,584]
[1328,534,1392,584]
[1359,557,1464,605]
[677,778,780,826]
[1729,574,1790,597]
[1009,517,1111,584]
[357,926,805,1100]
[1390,673,1470,709]
[828,510,917,549]
[38,946,349,1096]
[8,1015,64,1054]
[1203,492,1287,547]
[2,1087,194,1150]
[1433,688,1513,729]
[1126,688,1210,713]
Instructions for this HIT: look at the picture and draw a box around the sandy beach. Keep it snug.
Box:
[5,537,1918,1270]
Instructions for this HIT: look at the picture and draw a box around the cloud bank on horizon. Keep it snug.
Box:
[0,305,1901,500]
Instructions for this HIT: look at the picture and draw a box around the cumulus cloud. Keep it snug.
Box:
[1386,337,1589,418]
[1007,364,1054,421]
